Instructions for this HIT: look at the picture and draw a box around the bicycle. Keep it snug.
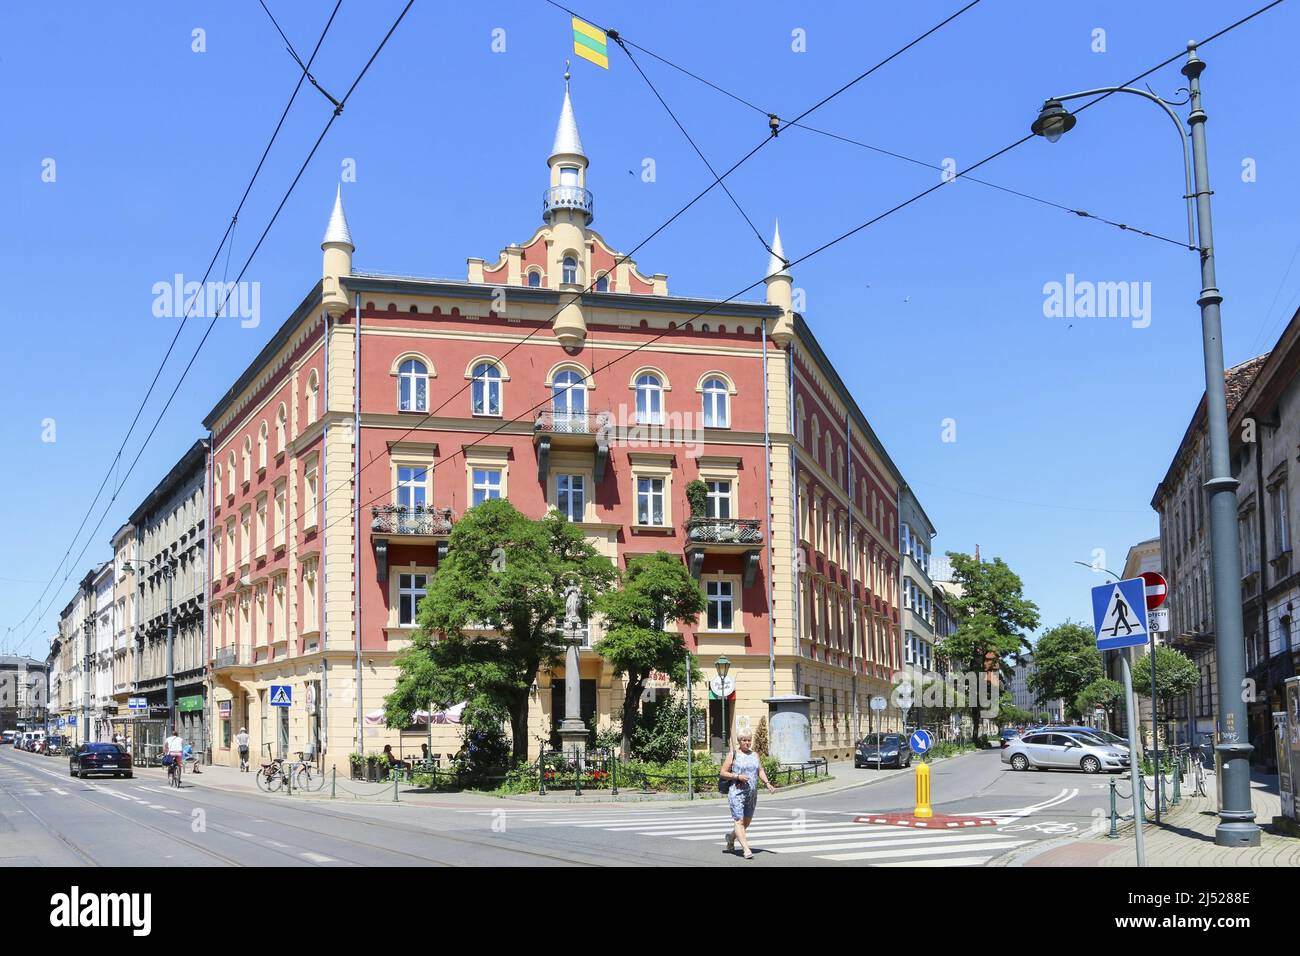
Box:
[290,753,326,792]
[255,757,287,792]
[166,754,183,789]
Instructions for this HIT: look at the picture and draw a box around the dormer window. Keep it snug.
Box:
[595,274,609,292]
[527,270,541,288]
[559,166,579,187]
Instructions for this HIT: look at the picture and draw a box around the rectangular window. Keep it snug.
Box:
[255,496,268,557]
[705,480,731,519]
[398,573,428,626]
[706,579,734,631]
[1272,481,1291,555]
[397,466,428,510]
[472,469,502,507]
[304,464,319,530]
[557,474,585,522]
[637,477,665,526]
[274,483,287,549]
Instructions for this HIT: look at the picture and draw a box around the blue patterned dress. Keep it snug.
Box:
[726,749,762,821]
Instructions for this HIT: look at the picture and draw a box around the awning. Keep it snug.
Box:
[364,702,467,726]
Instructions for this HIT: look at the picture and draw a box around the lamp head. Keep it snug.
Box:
[715,656,731,680]
[1031,99,1076,143]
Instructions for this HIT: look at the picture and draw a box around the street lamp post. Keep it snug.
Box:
[715,656,731,755]
[1034,43,1259,847]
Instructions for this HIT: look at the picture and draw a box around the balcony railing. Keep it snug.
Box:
[213,644,250,670]
[685,517,764,545]
[542,184,593,220]
[534,409,610,436]
[370,505,455,536]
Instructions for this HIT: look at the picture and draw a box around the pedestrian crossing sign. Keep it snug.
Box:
[270,685,292,707]
[1091,578,1150,651]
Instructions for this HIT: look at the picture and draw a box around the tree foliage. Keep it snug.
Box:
[384,499,616,763]
[934,552,1040,734]
[593,551,705,757]
[1134,645,1201,710]
[1028,621,1104,720]
[1075,677,1124,719]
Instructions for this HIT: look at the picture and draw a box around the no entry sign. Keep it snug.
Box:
[1140,571,1168,611]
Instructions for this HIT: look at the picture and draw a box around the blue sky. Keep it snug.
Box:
[3,0,1298,657]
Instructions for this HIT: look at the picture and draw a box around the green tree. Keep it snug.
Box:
[1028,621,1104,720]
[996,694,1033,730]
[593,552,705,758]
[384,499,616,764]
[1134,645,1200,714]
[935,552,1040,737]
[1075,677,1124,723]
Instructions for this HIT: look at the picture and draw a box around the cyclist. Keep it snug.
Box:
[163,728,185,785]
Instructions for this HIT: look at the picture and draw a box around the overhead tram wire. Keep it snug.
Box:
[316,0,1287,541]
[3,0,345,648]
[299,0,987,536]
[12,1,415,657]
[555,2,1199,252]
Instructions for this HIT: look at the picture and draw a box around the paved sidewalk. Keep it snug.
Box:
[1006,771,1300,867]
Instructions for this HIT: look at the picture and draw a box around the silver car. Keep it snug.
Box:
[1001,731,1129,774]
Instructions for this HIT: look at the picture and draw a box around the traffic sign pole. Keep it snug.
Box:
[1122,650,1146,867]
[1141,571,1168,823]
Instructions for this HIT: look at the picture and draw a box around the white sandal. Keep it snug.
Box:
[743,849,754,860]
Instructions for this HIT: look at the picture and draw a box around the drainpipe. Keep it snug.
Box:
[788,340,801,697]
[1252,411,1270,764]
[321,310,331,761]
[762,319,775,698]
[845,410,858,741]
[204,435,213,760]
[354,293,363,755]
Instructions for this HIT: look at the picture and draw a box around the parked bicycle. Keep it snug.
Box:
[255,757,287,792]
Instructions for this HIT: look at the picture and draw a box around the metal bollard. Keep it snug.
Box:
[1108,776,1118,839]
[331,765,336,800]
[393,771,399,803]
[574,749,582,797]
[1172,763,1180,806]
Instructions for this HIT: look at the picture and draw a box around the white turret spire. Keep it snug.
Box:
[767,219,790,279]
[550,65,586,161]
[321,184,353,250]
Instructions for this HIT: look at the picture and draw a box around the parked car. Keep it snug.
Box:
[999,728,1020,748]
[1,730,18,746]
[1002,731,1129,774]
[69,742,133,779]
[855,734,912,769]
[1051,726,1130,749]
[44,734,68,756]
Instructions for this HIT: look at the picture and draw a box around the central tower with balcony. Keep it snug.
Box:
[547,73,591,349]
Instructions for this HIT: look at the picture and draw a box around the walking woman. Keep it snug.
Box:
[721,734,777,859]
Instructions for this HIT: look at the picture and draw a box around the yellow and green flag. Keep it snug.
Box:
[572,17,608,69]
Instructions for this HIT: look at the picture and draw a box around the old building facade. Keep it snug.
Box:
[201,80,907,768]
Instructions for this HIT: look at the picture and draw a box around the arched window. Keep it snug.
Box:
[306,370,319,423]
[472,362,502,416]
[595,273,609,293]
[227,453,236,496]
[562,256,578,284]
[257,422,268,470]
[701,377,729,428]
[242,437,252,483]
[398,358,428,412]
[275,404,287,453]
[214,463,223,499]
[551,369,587,429]
[635,373,663,425]
[527,270,541,288]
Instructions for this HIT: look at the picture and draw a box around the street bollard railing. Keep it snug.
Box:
[1172,764,1181,806]
[1108,777,1119,839]
[331,765,336,800]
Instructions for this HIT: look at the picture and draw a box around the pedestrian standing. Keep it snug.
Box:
[236,727,250,772]
[720,733,777,859]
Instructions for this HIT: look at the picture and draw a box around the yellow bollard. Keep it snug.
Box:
[914,761,933,818]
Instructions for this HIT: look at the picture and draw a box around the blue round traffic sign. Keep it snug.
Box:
[909,729,933,754]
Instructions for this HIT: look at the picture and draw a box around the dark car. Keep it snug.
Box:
[69,743,133,779]
[999,728,1020,748]
[44,734,68,756]
[855,733,912,769]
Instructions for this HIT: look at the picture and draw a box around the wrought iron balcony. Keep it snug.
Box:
[213,644,250,671]
[534,409,610,436]
[684,517,764,588]
[685,517,764,545]
[534,410,611,483]
[542,184,593,221]
[370,505,455,537]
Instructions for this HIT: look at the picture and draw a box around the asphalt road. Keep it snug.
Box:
[1,747,1116,867]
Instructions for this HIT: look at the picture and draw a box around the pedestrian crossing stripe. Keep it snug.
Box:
[1091,578,1149,650]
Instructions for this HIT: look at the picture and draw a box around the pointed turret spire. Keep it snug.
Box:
[321,184,353,250]
[767,219,791,279]
[550,65,586,161]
